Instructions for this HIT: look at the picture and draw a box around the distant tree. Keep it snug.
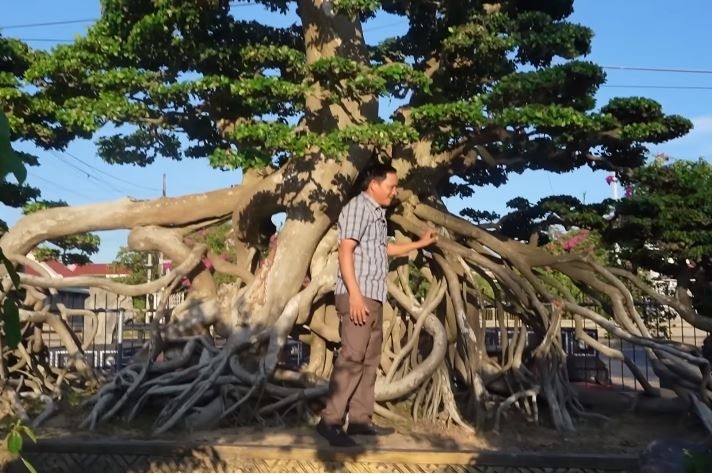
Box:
[112,246,160,310]
[605,156,712,320]
[492,155,712,331]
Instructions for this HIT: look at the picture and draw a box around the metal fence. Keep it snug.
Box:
[481,300,711,391]
[44,292,151,373]
[43,294,710,391]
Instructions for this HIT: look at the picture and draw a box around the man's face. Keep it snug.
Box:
[368,172,398,207]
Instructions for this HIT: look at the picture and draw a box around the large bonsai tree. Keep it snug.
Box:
[2,0,711,434]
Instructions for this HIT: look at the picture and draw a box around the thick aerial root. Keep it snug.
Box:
[387,201,712,433]
[5,194,712,438]
[494,387,539,433]
[81,329,328,434]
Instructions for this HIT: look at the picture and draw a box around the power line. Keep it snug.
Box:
[1,3,255,32]
[13,38,74,43]
[602,65,712,74]
[3,12,712,79]
[363,21,405,33]
[603,84,712,90]
[0,18,97,30]
[27,171,94,200]
[3,13,707,77]
[50,151,128,195]
[10,40,712,90]
[62,150,161,193]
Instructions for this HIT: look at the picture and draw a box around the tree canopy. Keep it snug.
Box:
[18,0,690,182]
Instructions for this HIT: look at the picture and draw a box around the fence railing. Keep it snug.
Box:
[480,301,710,391]
[44,292,152,373]
[42,294,710,391]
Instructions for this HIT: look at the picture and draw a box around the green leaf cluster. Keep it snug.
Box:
[3,420,37,473]
[331,0,381,18]
[211,121,417,169]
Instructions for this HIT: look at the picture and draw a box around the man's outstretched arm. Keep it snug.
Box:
[387,229,438,257]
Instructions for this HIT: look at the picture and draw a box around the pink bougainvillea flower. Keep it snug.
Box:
[562,230,589,251]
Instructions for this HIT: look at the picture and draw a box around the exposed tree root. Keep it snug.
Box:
[2,190,712,437]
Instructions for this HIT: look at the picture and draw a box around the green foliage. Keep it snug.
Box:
[2,295,21,349]
[684,449,712,473]
[459,209,499,225]
[486,61,604,112]
[311,58,431,100]
[113,247,160,309]
[0,112,25,185]
[1,35,72,229]
[211,121,418,169]
[0,108,37,231]
[614,157,712,260]
[331,0,380,18]
[113,247,159,286]
[3,420,37,473]
[188,222,239,286]
[407,260,429,301]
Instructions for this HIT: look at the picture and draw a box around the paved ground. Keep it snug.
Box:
[6,405,708,472]
[4,429,642,473]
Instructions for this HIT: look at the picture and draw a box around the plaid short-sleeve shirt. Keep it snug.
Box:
[334,192,389,302]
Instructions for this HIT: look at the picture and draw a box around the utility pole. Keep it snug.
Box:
[146,252,153,323]
[608,174,620,200]
[159,173,166,316]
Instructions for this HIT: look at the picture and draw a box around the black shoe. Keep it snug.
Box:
[316,420,358,447]
[346,422,395,436]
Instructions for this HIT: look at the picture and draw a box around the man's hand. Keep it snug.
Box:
[419,229,439,247]
[349,292,370,325]
[387,228,439,257]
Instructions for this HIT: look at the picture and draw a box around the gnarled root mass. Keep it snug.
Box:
[2,194,712,435]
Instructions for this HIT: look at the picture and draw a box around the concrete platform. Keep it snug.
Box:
[1,435,639,472]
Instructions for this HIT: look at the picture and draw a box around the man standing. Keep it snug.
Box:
[317,163,438,447]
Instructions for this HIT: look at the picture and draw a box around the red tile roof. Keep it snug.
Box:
[67,263,128,276]
[22,260,129,278]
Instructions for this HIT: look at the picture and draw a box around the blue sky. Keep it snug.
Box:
[2,0,711,262]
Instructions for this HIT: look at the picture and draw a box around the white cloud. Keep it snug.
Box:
[691,115,712,135]
[654,114,712,160]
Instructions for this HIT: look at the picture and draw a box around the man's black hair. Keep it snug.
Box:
[359,163,397,191]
